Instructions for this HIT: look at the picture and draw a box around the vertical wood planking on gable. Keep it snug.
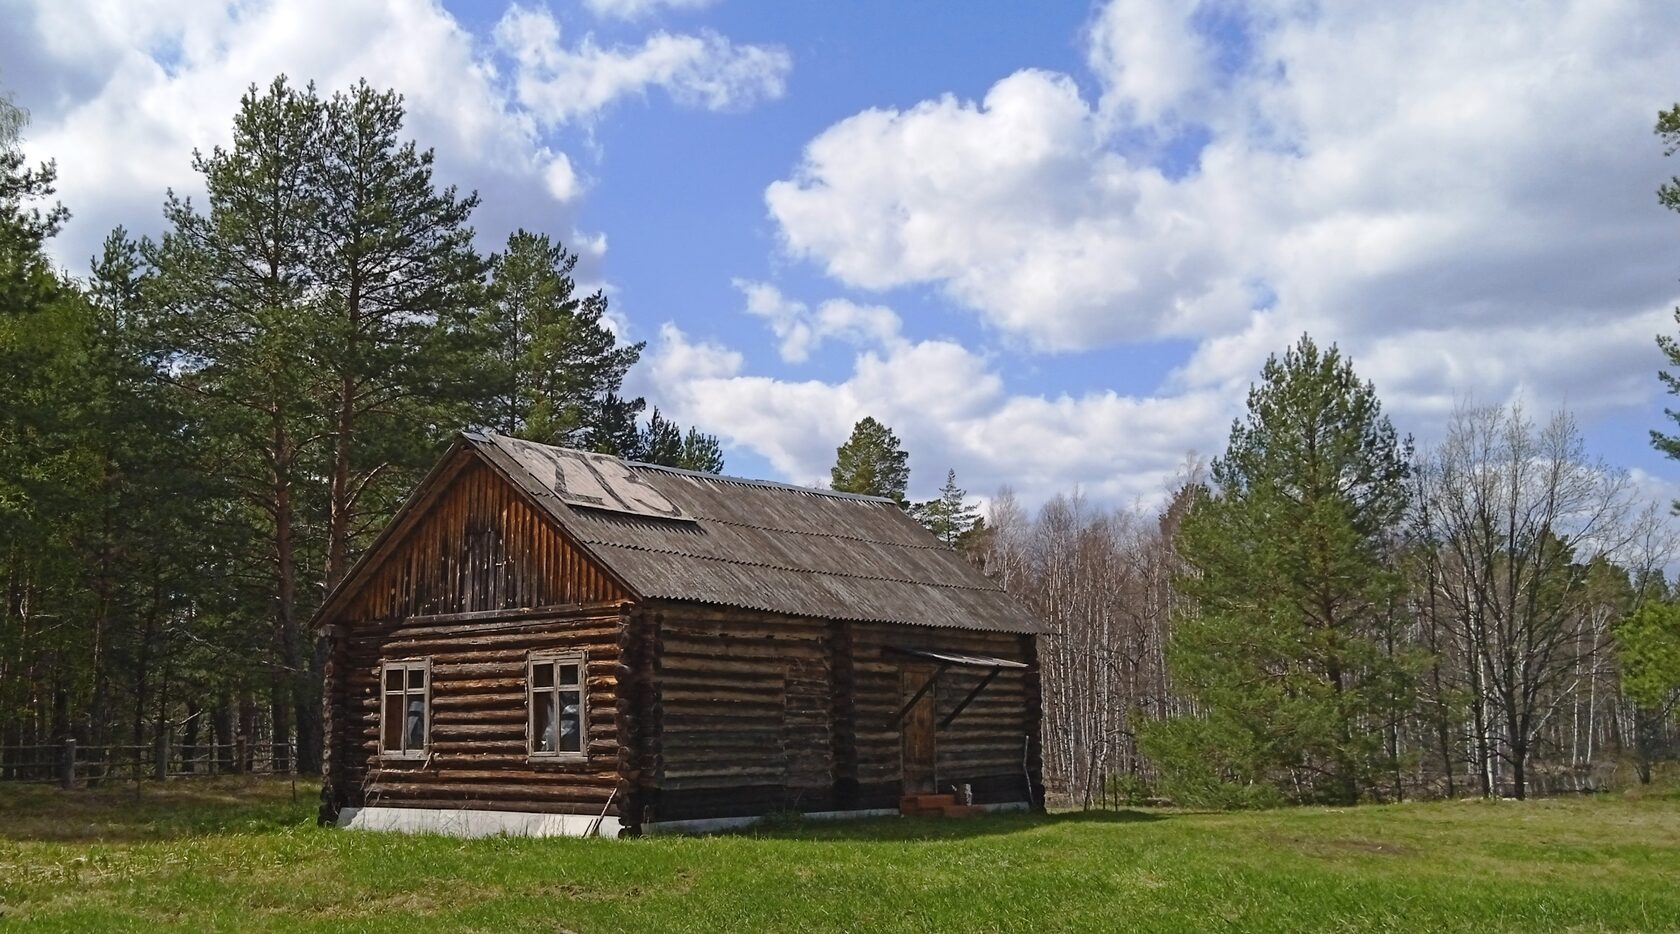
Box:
[346,462,626,620]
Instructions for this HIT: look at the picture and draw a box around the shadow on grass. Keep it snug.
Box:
[728,807,1169,844]
[0,776,314,843]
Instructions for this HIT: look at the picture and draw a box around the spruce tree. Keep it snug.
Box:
[589,392,646,458]
[831,417,910,503]
[1143,335,1415,806]
[913,469,981,546]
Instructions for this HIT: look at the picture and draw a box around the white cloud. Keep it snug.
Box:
[542,151,581,201]
[734,279,901,362]
[7,0,786,272]
[1085,0,1209,124]
[583,0,718,20]
[645,313,1225,506]
[494,3,790,127]
[766,68,1251,350]
[765,0,1680,424]
[7,0,561,271]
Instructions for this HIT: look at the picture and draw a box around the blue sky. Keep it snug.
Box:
[5,0,1680,511]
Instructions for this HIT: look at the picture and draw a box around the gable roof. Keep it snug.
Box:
[460,431,1041,633]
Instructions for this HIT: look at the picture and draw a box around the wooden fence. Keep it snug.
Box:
[0,739,299,788]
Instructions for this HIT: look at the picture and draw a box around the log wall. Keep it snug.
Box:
[643,605,1040,822]
[641,607,835,820]
[327,606,629,818]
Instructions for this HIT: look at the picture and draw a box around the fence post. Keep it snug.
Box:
[154,729,168,781]
[61,737,76,790]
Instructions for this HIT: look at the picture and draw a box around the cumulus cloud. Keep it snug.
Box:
[494,3,790,127]
[734,279,901,362]
[1085,0,1210,123]
[583,0,718,20]
[5,0,786,272]
[765,0,1680,423]
[644,310,1225,505]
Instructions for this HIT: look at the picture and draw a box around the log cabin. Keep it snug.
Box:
[314,431,1044,837]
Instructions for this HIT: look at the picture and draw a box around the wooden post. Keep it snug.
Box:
[60,737,76,789]
[234,734,247,774]
[154,727,168,781]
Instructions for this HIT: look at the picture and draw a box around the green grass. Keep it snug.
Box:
[2,778,1678,932]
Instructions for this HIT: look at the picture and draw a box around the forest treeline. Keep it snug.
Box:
[974,342,1680,806]
[814,351,1680,806]
[0,78,723,774]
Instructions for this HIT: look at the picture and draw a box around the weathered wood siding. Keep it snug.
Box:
[322,456,636,820]
[345,459,627,620]
[643,605,1041,821]
[851,623,1037,808]
[328,607,627,816]
[641,607,835,820]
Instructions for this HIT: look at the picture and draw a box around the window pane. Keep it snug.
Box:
[532,662,554,689]
[385,668,403,691]
[383,693,403,750]
[405,696,426,752]
[532,691,557,753]
[407,667,426,691]
[559,689,582,753]
[559,663,580,686]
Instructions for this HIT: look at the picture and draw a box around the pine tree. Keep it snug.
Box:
[588,392,646,458]
[1651,103,1680,501]
[1142,335,1415,806]
[831,417,909,503]
[479,230,644,450]
[147,76,329,774]
[638,408,684,465]
[1615,600,1680,784]
[309,80,488,592]
[678,427,725,473]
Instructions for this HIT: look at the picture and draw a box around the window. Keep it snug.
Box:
[529,652,586,758]
[380,659,430,758]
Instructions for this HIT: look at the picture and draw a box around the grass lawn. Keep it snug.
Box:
[1,778,1677,932]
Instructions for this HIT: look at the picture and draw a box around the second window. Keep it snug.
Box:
[529,652,586,757]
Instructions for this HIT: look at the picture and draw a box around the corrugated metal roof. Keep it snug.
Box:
[468,432,1041,634]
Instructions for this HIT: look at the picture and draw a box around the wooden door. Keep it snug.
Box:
[900,665,937,795]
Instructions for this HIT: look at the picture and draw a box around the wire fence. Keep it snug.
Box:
[0,739,301,788]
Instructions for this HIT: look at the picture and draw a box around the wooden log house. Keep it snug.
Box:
[314,432,1044,837]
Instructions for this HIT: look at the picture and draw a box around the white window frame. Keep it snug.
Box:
[379,658,431,760]
[528,651,588,760]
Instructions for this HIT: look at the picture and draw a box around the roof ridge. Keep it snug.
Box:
[628,460,898,504]
[676,512,951,551]
[583,539,1010,595]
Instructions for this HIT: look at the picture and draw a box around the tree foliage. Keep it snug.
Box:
[912,469,982,548]
[1144,335,1416,806]
[831,417,909,503]
[1654,103,1680,503]
[480,229,642,450]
